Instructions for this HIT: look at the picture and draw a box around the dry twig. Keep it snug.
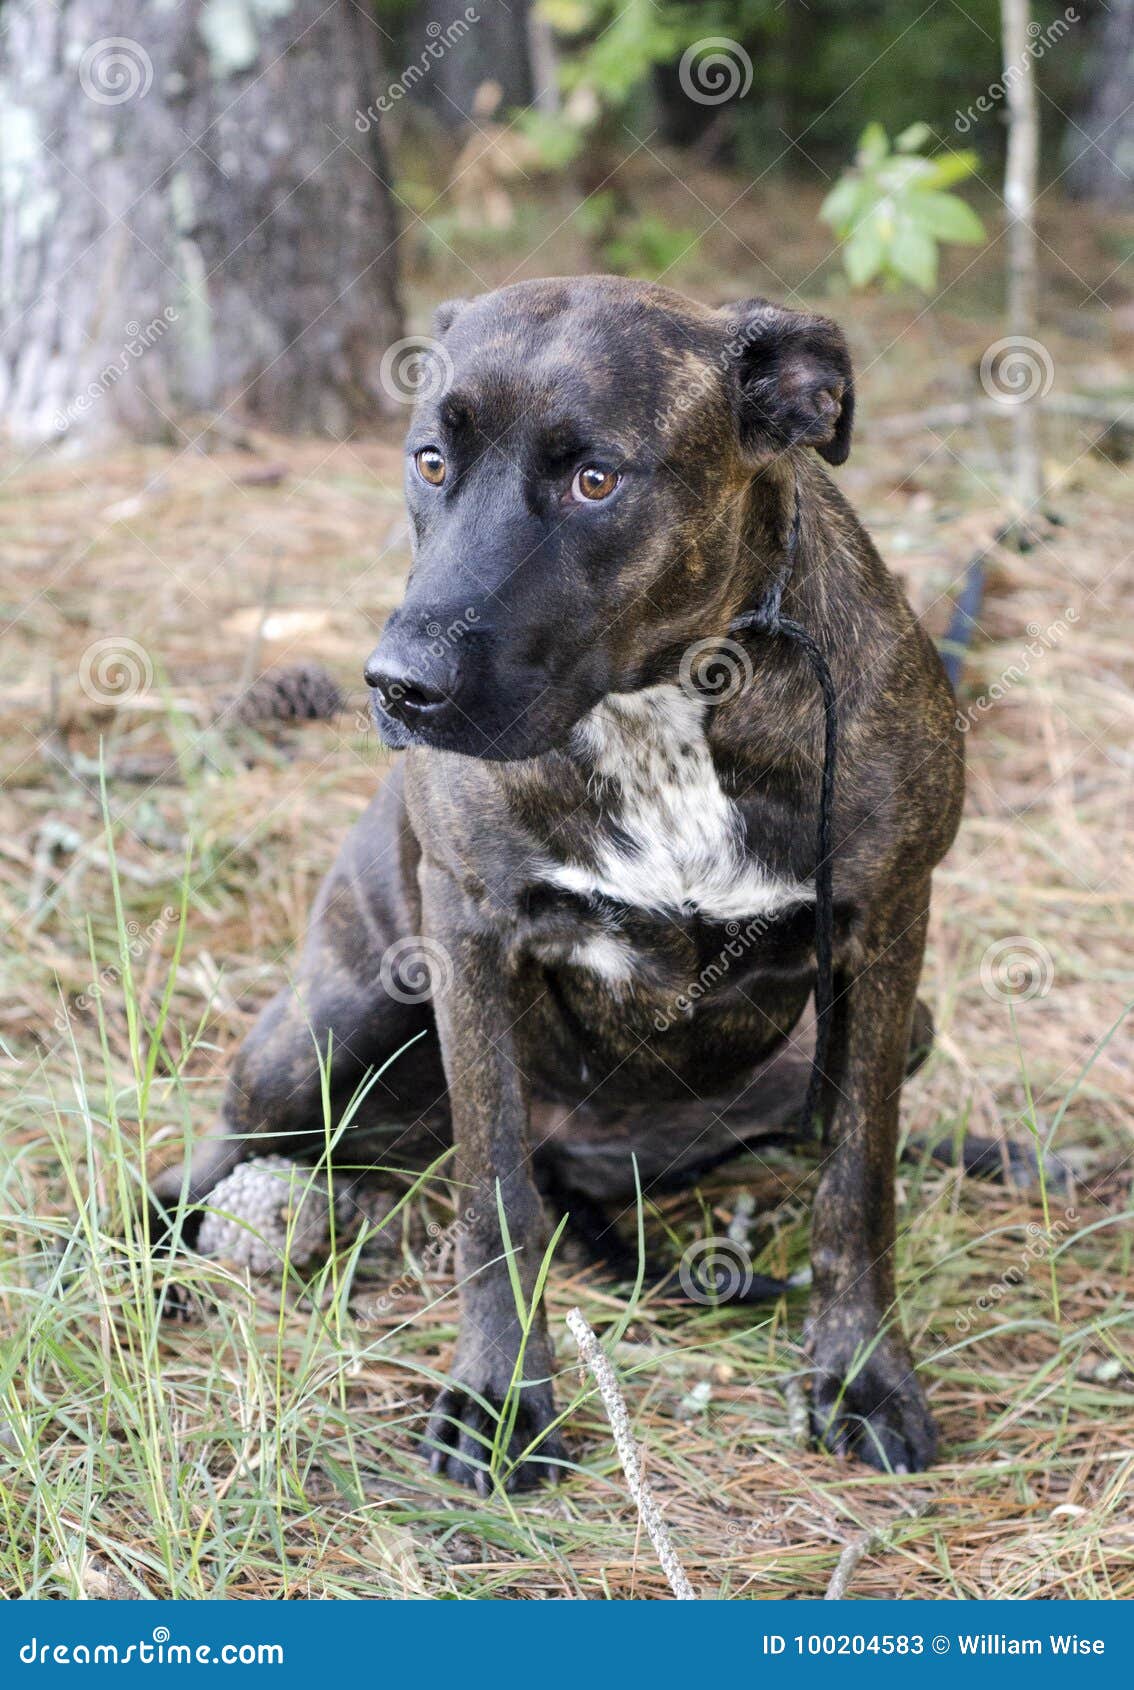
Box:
[566,1307,697,1600]
[824,1499,932,1599]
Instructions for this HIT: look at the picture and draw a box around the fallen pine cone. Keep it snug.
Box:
[197,1156,332,1274]
[219,662,344,728]
[197,1157,400,1279]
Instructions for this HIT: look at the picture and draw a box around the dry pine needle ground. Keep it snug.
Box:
[1,181,1131,1599]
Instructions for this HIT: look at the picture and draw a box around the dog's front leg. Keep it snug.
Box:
[807,878,937,1473]
[418,861,564,1494]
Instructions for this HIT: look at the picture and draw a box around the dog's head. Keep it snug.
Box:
[367,275,853,760]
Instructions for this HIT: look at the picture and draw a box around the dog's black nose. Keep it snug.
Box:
[365,655,451,724]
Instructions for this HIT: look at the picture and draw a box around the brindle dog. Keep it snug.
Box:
[157,276,964,1489]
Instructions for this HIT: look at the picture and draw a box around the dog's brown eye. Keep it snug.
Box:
[572,465,620,502]
[415,447,446,487]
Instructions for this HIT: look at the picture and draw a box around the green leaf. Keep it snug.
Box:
[844,218,887,288]
[824,122,986,294]
[513,108,586,170]
[912,189,985,243]
[876,153,932,194]
[890,220,938,291]
[924,150,981,189]
[895,121,933,153]
[856,121,890,167]
[574,188,616,236]
[540,0,591,29]
[818,177,863,234]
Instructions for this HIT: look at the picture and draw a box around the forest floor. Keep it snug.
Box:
[1,172,1132,1599]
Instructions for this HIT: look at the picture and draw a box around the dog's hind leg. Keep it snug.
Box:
[536,1134,799,1302]
[152,769,450,1240]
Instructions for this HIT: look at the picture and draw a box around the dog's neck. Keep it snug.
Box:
[730,458,799,609]
[726,453,897,690]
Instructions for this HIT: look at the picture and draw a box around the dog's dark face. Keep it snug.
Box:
[366,276,853,761]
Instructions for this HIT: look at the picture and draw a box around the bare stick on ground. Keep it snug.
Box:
[566,1307,697,1600]
[824,1499,933,1600]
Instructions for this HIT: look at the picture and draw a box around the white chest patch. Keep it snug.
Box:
[545,685,813,924]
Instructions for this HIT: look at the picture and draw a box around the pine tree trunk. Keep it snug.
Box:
[1066,0,1134,203]
[0,0,403,449]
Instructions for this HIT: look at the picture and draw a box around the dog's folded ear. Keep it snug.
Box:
[724,298,855,466]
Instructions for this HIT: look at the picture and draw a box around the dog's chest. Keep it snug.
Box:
[543,686,812,926]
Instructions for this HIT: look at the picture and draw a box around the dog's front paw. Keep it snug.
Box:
[424,1340,566,1495]
[807,1317,937,1474]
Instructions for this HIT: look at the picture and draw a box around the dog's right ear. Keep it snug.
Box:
[723,298,855,466]
[432,298,469,336]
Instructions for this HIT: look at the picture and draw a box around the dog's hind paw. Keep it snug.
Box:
[423,1371,567,1495]
[916,1132,1077,1194]
[808,1327,938,1474]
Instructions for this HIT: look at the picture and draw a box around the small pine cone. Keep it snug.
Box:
[197,1156,331,1276]
[223,663,344,727]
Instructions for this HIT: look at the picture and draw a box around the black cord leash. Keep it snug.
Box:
[729,488,839,1144]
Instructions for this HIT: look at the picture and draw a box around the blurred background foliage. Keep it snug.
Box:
[390,0,1093,175]
[382,0,1114,289]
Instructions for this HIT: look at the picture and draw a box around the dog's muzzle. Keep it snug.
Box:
[365,654,451,730]
[363,627,463,737]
